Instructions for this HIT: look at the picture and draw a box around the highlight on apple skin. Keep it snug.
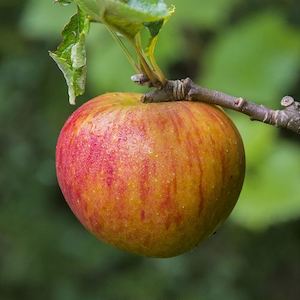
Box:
[56,93,245,258]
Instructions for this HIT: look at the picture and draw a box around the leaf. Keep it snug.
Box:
[145,19,164,38]
[50,0,174,101]
[74,0,174,39]
[49,9,90,104]
[144,19,164,57]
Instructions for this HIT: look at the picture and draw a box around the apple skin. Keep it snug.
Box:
[56,92,245,258]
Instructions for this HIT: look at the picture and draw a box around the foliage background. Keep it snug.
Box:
[1,0,300,299]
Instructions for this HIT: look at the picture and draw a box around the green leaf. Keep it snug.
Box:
[49,9,90,104]
[74,0,174,86]
[145,19,164,37]
[74,0,174,39]
[144,19,164,57]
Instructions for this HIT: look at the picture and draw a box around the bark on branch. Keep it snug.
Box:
[131,76,300,135]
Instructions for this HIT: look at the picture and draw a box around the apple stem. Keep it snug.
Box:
[132,76,300,135]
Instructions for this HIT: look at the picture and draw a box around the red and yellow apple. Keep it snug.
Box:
[56,92,245,257]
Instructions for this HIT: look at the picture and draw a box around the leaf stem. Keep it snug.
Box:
[133,34,165,88]
[105,25,139,73]
[147,36,166,85]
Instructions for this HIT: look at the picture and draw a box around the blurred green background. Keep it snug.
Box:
[1,0,300,299]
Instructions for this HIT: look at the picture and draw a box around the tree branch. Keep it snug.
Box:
[131,76,300,135]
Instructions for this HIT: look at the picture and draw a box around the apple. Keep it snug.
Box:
[56,92,245,257]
